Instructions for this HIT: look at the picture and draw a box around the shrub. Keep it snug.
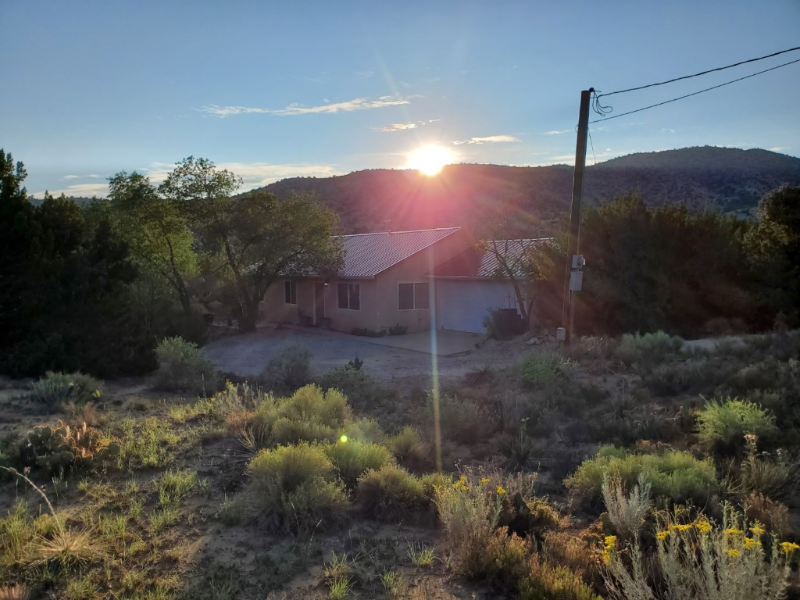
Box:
[522,351,573,389]
[422,393,489,445]
[615,331,683,367]
[323,440,394,490]
[247,443,347,531]
[518,557,600,600]
[387,426,428,470]
[261,345,310,393]
[696,397,777,451]
[601,474,652,541]
[154,336,217,394]
[566,446,718,507]
[29,371,102,411]
[744,493,789,537]
[18,422,119,475]
[387,323,408,336]
[342,417,385,444]
[318,365,381,409]
[603,504,792,600]
[357,464,425,521]
[738,436,799,504]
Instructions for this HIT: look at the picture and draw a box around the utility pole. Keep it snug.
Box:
[560,88,592,344]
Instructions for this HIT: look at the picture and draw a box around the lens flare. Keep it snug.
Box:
[407,145,454,176]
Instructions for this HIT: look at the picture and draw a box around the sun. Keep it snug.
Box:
[407,145,454,176]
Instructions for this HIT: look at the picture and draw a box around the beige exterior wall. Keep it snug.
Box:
[260,230,472,334]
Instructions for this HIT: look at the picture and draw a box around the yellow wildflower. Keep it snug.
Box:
[744,537,760,550]
[780,542,800,554]
[604,536,617,548]
[480,478,490,486]
[726,549,741,558]
[496,485,507,496]
[723,528,744,536]
[749,526,765,537]
[674,524,693,532]
[656,531,670,541]
[92,389,101,398]
[694,519,712,534]
[68,382,75,387]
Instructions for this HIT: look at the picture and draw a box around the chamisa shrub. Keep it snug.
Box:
[696,397,777,452]
[522,351,573,389]
[323,439,394,490]
[247,443,348,531]
[603,504,794,600]
[261,345,310,393]
[29,371,103,411]
[566,446,718,507]
[154,336,217,394]
[357,464,426,521]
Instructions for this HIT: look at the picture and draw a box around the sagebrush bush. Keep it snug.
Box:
[566,446,718,507]
[615,331,683,367]
[342,417,386,444]
[29,372,102,411]
[323,440,394,490]
[154,336,217,394]
[261,345,310,393]
[247,443,347,531]
[603,504,793,600]
[318,365,382,409]
[601,474,652,541]
[357,464,425,521]
[388,426,429,470]
[697,397,777,450]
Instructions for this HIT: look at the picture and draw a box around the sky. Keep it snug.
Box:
[2,0,799,198]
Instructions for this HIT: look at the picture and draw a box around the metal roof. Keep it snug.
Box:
[340,227,461,278]
[428,239,551,279]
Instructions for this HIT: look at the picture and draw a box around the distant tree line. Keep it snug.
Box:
[536,186,800,337]
[0,149,343,378]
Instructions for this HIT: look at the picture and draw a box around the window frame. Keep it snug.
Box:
[397,281,430,311]
[284,280,297,305]
[337,281,361,311]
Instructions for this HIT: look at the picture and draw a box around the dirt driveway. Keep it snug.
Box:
[204,326,528,385]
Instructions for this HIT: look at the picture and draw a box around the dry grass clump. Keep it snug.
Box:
[0,584,32,600]
[356,464,425,521]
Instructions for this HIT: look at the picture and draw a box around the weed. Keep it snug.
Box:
[615,330,683,368]
[381,570,405,598]
[522,351,574,389]
[154,336,217,394]
[407,542,435,567]
[324,552,354,582]
[149,507,180,532]
[116,417,180,470]
[519,556,600,600]
[158,469,203,507]
[328,576,353,600]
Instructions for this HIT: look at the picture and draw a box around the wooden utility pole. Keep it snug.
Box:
[562,88,593,344]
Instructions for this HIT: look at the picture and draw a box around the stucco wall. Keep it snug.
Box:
[374,230,473,333]
[323,279,379,333]
[261,279,316,325]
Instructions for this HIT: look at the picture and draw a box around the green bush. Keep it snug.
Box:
[342,417,386,444]
[696,397,777,450]
[323,440,394,490]
[261,345,310,393]
[615,331,683,367]
[522,351,573,389]
[357,464,425,521]
[29,371,102,411]
[318,365,381,409]
[154,336,217,394]
[421,393,489,444]
[565,446,718,507]
[247,443,348,531]
[251,385,354,446]
[388,426,429,470]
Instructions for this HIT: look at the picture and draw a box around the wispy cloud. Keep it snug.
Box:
[201,95,412,117]
[373,119,439,133]
[769,146,788,153]
[36,182,110,198]
[452,134,520,145]
[543,129,570,136]
[63,174,102,180]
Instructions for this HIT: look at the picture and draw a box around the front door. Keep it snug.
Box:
[314,282,325,325]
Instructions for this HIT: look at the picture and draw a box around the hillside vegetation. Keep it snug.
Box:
[261,147,800,233]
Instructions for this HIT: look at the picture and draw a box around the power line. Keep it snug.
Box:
[596,45,800,99]
[589,57,800,124]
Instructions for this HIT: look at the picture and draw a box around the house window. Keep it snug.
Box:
[398,282,430,310]
[337,282,360,310]
[284,280,297,304]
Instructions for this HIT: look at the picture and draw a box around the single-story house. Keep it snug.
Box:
[261,227,548,335]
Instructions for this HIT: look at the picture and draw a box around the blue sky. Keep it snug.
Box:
[2,0,799,198]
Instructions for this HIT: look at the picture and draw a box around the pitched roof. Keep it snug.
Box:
[340,227,461,278]
[429,239,551,279]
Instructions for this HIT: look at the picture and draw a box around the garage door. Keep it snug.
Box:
[434,280,519,334]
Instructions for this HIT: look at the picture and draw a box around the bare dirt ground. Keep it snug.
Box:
[204,327,535,385]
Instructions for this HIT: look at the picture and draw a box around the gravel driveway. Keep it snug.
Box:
[203,327,525,384]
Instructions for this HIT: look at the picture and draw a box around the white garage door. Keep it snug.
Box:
[435,280,519,334]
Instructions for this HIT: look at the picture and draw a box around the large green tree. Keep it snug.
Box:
[161,157,344,331]
[108,171,198,318]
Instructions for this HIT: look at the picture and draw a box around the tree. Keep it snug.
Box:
[108,172,197,318]
[161,157,344,331]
